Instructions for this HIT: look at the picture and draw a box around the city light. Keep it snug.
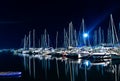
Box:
[83,33,88,38]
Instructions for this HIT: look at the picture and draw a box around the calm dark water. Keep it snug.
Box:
[0,52,120,81]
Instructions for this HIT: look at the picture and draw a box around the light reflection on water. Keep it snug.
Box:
[19,54,120,81]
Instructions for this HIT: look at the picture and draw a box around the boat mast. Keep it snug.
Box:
[94,30,97,46]
[26,36,29,49]
[39,39,41,48]
[65,31,69,47]
[41,34,44,48]
[107,25,112,44]
[82,19,86,46]
[88,34,91,46]
[69,22,70,47]
[71,22,73,46]
[102,29,104,44]
[47,34,50,47]
[33,29,35,48]
[69,22,71,47]
[119,22,120,44]
[113,20,119,44]
[98,27,101,45]
[44,29,47,48]
[64,28,66,48]
[29,31,31,49]
[78,22,82,46]
[110,14,119,45]
[24,35,26,50]
[68,22,74,47]
[110,14,115,45]
[56,31,58,48]
[74,29,78,47]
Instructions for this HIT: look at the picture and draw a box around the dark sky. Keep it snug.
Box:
[0,0,120,49]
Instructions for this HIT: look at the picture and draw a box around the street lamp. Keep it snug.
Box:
[83,33,89,46]
[83,33,88,38]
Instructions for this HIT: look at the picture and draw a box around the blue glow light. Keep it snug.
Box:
[84,60,91,67]
[83,33,88,38]
[80,60,91,70]
[85,61,89,66]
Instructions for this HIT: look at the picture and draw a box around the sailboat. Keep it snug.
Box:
[66,20,91,59]
[90,14,119,59]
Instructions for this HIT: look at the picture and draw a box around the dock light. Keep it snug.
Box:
[83,33,88,38]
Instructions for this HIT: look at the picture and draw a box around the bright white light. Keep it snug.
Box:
[85,61,89,66]
[83,33,88,38]
[84,60,91,67]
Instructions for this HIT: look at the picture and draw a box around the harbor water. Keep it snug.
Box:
[0,52,120,81]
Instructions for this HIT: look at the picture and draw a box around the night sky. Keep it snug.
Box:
[0,0,120,49]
